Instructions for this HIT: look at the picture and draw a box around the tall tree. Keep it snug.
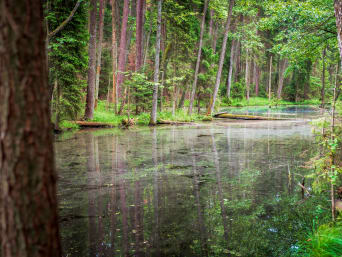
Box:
[95,0,107,106]
[136,0,145,71]
[335,0,342,65]
[116,0,130,99]
[111,0,118,113]
[84,0,98,119]
[0,1,61,256]
[150,0,163,125]
[226,40,236,98]
[208,0,235,115]
[245,49,250,101]
[277,59,288,99]
[188,0,209,115]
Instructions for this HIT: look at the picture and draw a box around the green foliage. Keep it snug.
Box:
[295,224,342,257]
[48,0,88,120]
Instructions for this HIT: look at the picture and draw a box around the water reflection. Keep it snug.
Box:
[56,118,325,256]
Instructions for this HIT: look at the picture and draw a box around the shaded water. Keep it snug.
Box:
[56,107,326,256]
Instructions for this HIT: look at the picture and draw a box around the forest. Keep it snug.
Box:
[2,0,342,256]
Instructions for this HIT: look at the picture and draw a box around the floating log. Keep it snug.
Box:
[75,121,114,128]
[213,113,286,120]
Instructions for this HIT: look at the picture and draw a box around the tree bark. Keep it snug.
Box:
[136,0,144,71]
[277,58,288,99]
[334,0,342,66]
[188,0,209,115]
[268,55,273,103]
[84,0,98,120]
[226,40,236,98]
[116,0,130,98]
[95,0,106,106]
[321,48,326,107]
[245,48,250,101]
[254,62,260,96]
[111,0,118,113]
[150,0,163,125]
[0,1,61,256]
[208,0,235,115]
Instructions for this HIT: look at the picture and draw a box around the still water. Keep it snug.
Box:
[56,107,327,256]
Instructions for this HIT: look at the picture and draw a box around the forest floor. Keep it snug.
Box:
[59,97,321,130]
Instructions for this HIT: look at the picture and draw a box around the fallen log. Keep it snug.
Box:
[75,121,114,128]
[213,113,287,120]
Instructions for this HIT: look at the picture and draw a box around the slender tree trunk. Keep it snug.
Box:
[226,40,236,98]
[136,0,144,71]
[111,0,118,113]
[188,0,209,115]
[268,55,273,104]
[334,0,342,66]
[0,1,61,256]
[208,0,235,115]
[116,0,130,98]
[143,8,153,67]
[212,23,218,54]
[245,49,250,101]
[277,58,288,99]
[209,9,214,36]
[95,0,106,107]
[321,48,326,107]
[84,0,98,119]
[55,80,61,131]
[150,0,163,125]
[255,64,260,96]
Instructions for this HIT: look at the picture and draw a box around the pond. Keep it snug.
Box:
[56,106,329,257]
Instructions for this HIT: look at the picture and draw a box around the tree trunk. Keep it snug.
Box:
[245,49,250,101]
[150,0,163,125]
[226,40,236,98]
[136,0,144,71]
[321,48,326,107]
[85,0,98,120]
[188,0,209,115]
[116,0,130,98]
[0,1,61,256]
[208,0,235,115]
[209,9,214,36]
[95,0,106,107]
[277,58,288,99]
[111,0,118,113]
[334,0,342,66]
[143,7,153,67]
[268,55,273,103]
[212,23,218,54]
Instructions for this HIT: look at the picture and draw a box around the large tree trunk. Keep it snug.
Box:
[208,0,235,115]
[116,0,130,98]
[136,0,144,71]
[95,0,106,107]
[226,40,236,98]
[150,0,163,125]
[0,1,61,256]
[245,48,250,101]
[277,58,288,99]
[84,0,98,120]
[188,0,209,115]
[254,62,260,96]
[334,0,342,66]
[268,55,273,103]
[111,0,118,113]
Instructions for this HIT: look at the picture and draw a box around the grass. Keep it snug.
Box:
[295,224,342,257]
[221,97,321,107]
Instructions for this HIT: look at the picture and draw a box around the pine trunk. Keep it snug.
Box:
[150,0,163,125]
[268,55,273,103]
[226,40,236,98]
[136,0,144,71]
[0,1,61,256]
[85,0,98,119]
[209,0,235,115]
[111,0,118,113]
[188,0,209,115]
[321,48,326,107]
[95,0,106,106]
[117,0,130,98]
[277,59,288,99]
[245,49,250,101]
[334,0,342,66]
